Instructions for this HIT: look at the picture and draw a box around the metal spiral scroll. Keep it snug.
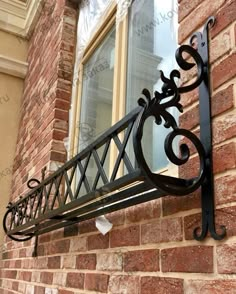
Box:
[133,44,207,195]
[3,169,46,242]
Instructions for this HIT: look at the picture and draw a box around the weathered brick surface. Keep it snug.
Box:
[161,246,213,273]
[212,53,236,90]
[40,272,53,285]
[96,253,123,271]
[85,273,109,293]
[108,275,139,294]
[66,272,84,289]
[124,249,159,272]
[217,243,236,274]
[125,199,161,224]
[87,233,109,250]
[10,0,77,202]
[186,279,236,294]
[141,277,184,294]
[184,206,236,240]
[110,225,140,248]
[76,254,96,270]
[141,218,183,244]
[162,190,200,216]
[211,0,236,37]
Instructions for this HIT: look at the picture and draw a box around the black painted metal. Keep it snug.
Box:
[3,17,226,245]
[190,17,226,240]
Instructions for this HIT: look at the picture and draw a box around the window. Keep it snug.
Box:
[69,0,178,186]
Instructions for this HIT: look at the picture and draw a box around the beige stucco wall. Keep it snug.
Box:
[0,29,28,61]
[0,29,28,247]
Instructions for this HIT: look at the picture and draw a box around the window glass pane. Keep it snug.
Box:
[77,25,116,194]
[126,0,178,171]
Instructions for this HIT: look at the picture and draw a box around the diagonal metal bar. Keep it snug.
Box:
[63,164,77,204]
[92,139,111,190]
[50,174,64,210]
[110,121,134,181]
[42,180,54,213]
[75,153,92,198]
[92,149,109,187]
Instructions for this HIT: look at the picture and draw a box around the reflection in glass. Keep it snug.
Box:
[126,0,178,171]
[77,26,116,195]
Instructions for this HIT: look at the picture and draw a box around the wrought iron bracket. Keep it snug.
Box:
[3,17,226,246]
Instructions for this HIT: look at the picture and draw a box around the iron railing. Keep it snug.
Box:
[3,17,226,246]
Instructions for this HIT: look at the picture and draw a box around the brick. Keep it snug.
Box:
[179,0,202,22]
[26,285,34,294]
[179,104,199,130]
[76,254,96,270]
[213,114,236,145]
[184,206,236,240]
[210,30,231,63]
[48,239,70,254]
[69,237,87,252]
[58,290,74,294]
[4,270,17,279]
[125,199,161,224]
[161,246,213,273]
[79,219,97,234]
[213,142,236,174]
[64,224,79,237]
[179,155,200,179]
[181,88,198,108]
[124,249,159,272]
[85,273,109,293]
[211,84,234,117]
[12,281,18,291]
[141,217,183,244]
[97,253,123,271]
[110,225,140,248]
[61,255,76,269]
[40,272,53,284]
[211,0,236,37]
[106,210,125,226]
[88,233,109,250]
[178,0,226,43]
[32,272,41,283]
[66,273,84,289]
[161,217,183,242]
[48,256,61,269]
[35,286,45,294]
[162,189,200,216]
[141,277,184,294]
[54,98,70,111]
[186,280,236,294]
[39,233,51,243]
[19,271,32,281]
[56,89,71,101]
[50,150,67,162]
[212,53,236,90]
[215,175,236,205]
[53,272,67,287]
[217,243,236,274]
[108,275,139,294]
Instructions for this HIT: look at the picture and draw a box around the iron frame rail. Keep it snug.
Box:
[3,17,226,247]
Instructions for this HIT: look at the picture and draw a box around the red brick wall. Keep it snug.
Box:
[11,0,77,201]
[0,0,236,293]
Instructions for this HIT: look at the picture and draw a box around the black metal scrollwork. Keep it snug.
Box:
[133,43,207,195]
[134,16,226,240]
[3,17,226,243]
[3,168,46,242]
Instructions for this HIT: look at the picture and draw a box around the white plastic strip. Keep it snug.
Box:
[95,215,113,235]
